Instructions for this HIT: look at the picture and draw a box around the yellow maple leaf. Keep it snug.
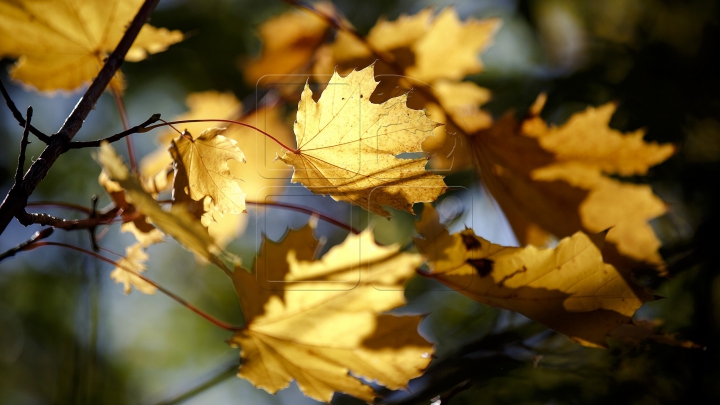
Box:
[111,243,156,295]
[322,8,500,170]
[98,171,165,248]
[0,0,182,92]
[470,97,674,271]
[279,65,447,217]
[140,91,296,246]
[230,226,432,402]
[327,8,499,85]
[170,127,247,216]
[98,142,233,272]
[414,204,650,348]
[232,220,319,321]
[244,2,336,87]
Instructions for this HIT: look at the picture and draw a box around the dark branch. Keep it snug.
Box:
[0,80,51,143]
[15,207,120,231]
[15,106,33,185]
[0,0,162,236]
[67,113,161,149]
[0,227,54,262]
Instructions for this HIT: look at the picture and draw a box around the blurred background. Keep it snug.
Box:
[1,0,719,403]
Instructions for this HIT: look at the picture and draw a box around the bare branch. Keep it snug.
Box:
[0,80,51,143]
[15,207,121,231]
[67,113,161,149]
[14,106,33,185]
[0,0,162,236]
[0,227,54,262]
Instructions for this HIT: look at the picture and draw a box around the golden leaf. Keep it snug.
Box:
[328,8,499,84]
[98,171,164,248]
[244,2,336,87]
[111,243,156,295]
[98,142,231,272]
[324,8,500,170]
[471,99,674,271]
[170,127,247,216]
[279,65,447,217]
[230,228,432,402]
[0,0,182,92]
[233,220,319,321]
[140,91,296,246]
[414,204,650,347]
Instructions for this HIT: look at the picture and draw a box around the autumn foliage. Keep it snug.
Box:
[1,0,708,403]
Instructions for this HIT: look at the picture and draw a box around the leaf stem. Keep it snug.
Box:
[110,84,137,172]
[26,201,93,214]
[145,119,299,154]
[29,241,243,332]
[246,200,360,234]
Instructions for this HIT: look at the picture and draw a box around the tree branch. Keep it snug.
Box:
[0,80,51,143]
[16,207,121,231]
[67,113,161,149]
[14,106,33,185]
[0,0,162,236]
[0,227,54,262]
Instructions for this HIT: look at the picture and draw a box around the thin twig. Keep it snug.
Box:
[67,113,161,149]
[26,201,93,214]
[0,80,50,143]
[151,360,238,405]
[110,84,138,171]
[0,227,54,262]
[144,118,298,153]
[15,106,33,185]
[16,207,121,231]
[0,0,162,235]
[246,200,360,234]
[30,241,243,331]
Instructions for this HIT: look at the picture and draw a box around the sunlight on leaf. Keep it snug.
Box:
[98,142,233,272]
[471,97,674,272]
[230,226,432,402]
[0,0,182,92]
[414,204,650,347]
[280,64,447,217]
[170,127,247,216]
[111,243,156,295]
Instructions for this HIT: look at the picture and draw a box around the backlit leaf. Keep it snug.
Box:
[279,65,447,217]
[230,227,432,402]
[0,0,182,92]
[414,204,650,347]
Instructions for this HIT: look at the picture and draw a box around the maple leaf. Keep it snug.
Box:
[244,2,337,87]
[245,7,499,171]
[98,142,233,272]
[170,127,247,216]
[98,171,165,248]
[0,0,182,92]
[230,225,432,402]
[470,97,675,272]
[321,8,500,170]
[327,8,499,85]
[279,65,447,217]
[140,91,295,246]
[111,243,156,295]
[414,204,650,347]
